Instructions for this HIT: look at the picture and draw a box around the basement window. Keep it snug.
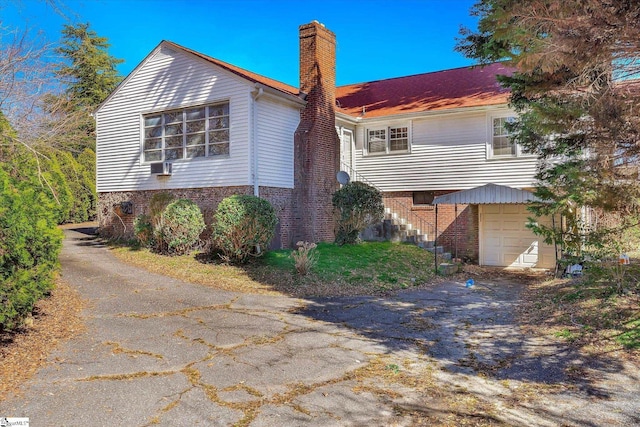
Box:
[413,191,435,206]
[143,102,230,162]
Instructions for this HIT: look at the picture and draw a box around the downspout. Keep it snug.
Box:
[251,85,264,197]
[434,204,439,276]
[454,203,458,261]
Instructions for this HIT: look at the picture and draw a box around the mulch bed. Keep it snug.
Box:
[0,280,85,401]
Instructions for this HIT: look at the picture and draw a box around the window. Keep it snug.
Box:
[366,125,409,155]
[143,102,230,162]
[491,116,516,157]
[413,191,435,206]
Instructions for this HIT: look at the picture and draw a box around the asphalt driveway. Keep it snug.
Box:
[0,228,638,426]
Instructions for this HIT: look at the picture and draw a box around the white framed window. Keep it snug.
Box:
[491,116,516,157]
[366,125,410,155]
[487,114,535,159]
[143,102,230,162]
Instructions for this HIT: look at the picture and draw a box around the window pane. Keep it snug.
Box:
[390,138,408,151]
[389,127,408,151]
[165,123,183,136]
[144,115,161,127]
[209,104,229,117]
[492,117,516,156]
[187,146,205,158]
[493,136,515,156]
[209,129,229,143]
[143,103,229,162]
[209,142,229,156]
[187,133,205,146]
[368,129,386,153]
[165,148,183,160]
[144,150,162,162]
[368,140,385,153]
[145,126,162,138]
[209,116,229,130]
[166,136,183,148]
[165,111,182,124]
[144,138,162,150]
[186,120,205,133]
[186,107,205,120]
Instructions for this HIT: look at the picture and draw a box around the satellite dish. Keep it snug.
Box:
[337,170,350,185]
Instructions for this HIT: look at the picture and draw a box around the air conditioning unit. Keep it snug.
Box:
[150,161,172,176]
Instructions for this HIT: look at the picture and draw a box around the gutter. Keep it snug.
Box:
[253,82,307,107]
[335,103,510,124]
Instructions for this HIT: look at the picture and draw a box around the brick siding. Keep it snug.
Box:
[382,191,479,262]
[292,21,340,244]
[98,186,293,249]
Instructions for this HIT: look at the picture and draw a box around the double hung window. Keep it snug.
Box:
[366,126,409,155]
[491,116,516,157]
[143,102,230,162]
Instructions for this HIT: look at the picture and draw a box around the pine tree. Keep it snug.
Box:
[56,22,123,107]
[457,0,640,257]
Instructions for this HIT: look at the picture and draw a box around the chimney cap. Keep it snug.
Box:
[311,20,325,27]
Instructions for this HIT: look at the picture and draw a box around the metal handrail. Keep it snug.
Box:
[340,163,436,242]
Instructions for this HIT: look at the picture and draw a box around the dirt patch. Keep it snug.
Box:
[0,279,85,401]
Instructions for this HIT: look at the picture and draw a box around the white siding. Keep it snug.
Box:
[96,45,252,192]
[354,110,539,192]
[255,97,298,188]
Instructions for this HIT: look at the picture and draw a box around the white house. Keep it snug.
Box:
[95,21,555,268]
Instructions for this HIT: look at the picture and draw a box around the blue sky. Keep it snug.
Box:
[4,0,480,87]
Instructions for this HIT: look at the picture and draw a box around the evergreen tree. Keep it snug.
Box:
[46,22,123,219]
[56,22,123,107]
[457,0,640,257]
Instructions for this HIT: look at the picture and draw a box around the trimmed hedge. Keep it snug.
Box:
[157,199,205,255]
[332,181,384,245]
[212,195,277,263]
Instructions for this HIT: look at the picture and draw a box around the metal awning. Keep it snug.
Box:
[432,183,539,205]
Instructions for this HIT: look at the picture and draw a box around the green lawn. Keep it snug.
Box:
[112,241,436,297]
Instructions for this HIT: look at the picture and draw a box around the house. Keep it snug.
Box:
[95,21,555,269]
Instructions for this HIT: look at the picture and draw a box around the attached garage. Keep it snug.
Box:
[479,204,555,268]
[433,184,557,269]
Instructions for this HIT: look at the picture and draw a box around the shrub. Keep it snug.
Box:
[332,181,384,245]
[212,195,277,263]
[0,169,63,332]
[291,241,318,275]
[148,192,175,252]
[156,199,205,255]
[133,214,154,248]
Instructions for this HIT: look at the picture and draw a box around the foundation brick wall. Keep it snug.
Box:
[292,21,340,244]
[382,191,479,262]
[98,186,293,249]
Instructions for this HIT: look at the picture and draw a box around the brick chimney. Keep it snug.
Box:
[292,21,340,244]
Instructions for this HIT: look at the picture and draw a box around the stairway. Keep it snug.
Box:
[361,207,451,261]
[339,163,452,262]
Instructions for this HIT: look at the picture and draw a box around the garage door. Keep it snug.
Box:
[480,204,556,268]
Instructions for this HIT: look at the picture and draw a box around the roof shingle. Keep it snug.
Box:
[335,62,513,118]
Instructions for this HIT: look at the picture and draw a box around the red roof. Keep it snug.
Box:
[335,62,513,118]
[165,41,512,118]
[164,40,300,98]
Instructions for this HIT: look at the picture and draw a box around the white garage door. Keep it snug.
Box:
[480,204,556,268]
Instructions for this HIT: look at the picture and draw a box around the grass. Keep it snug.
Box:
[111,241,436,298]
